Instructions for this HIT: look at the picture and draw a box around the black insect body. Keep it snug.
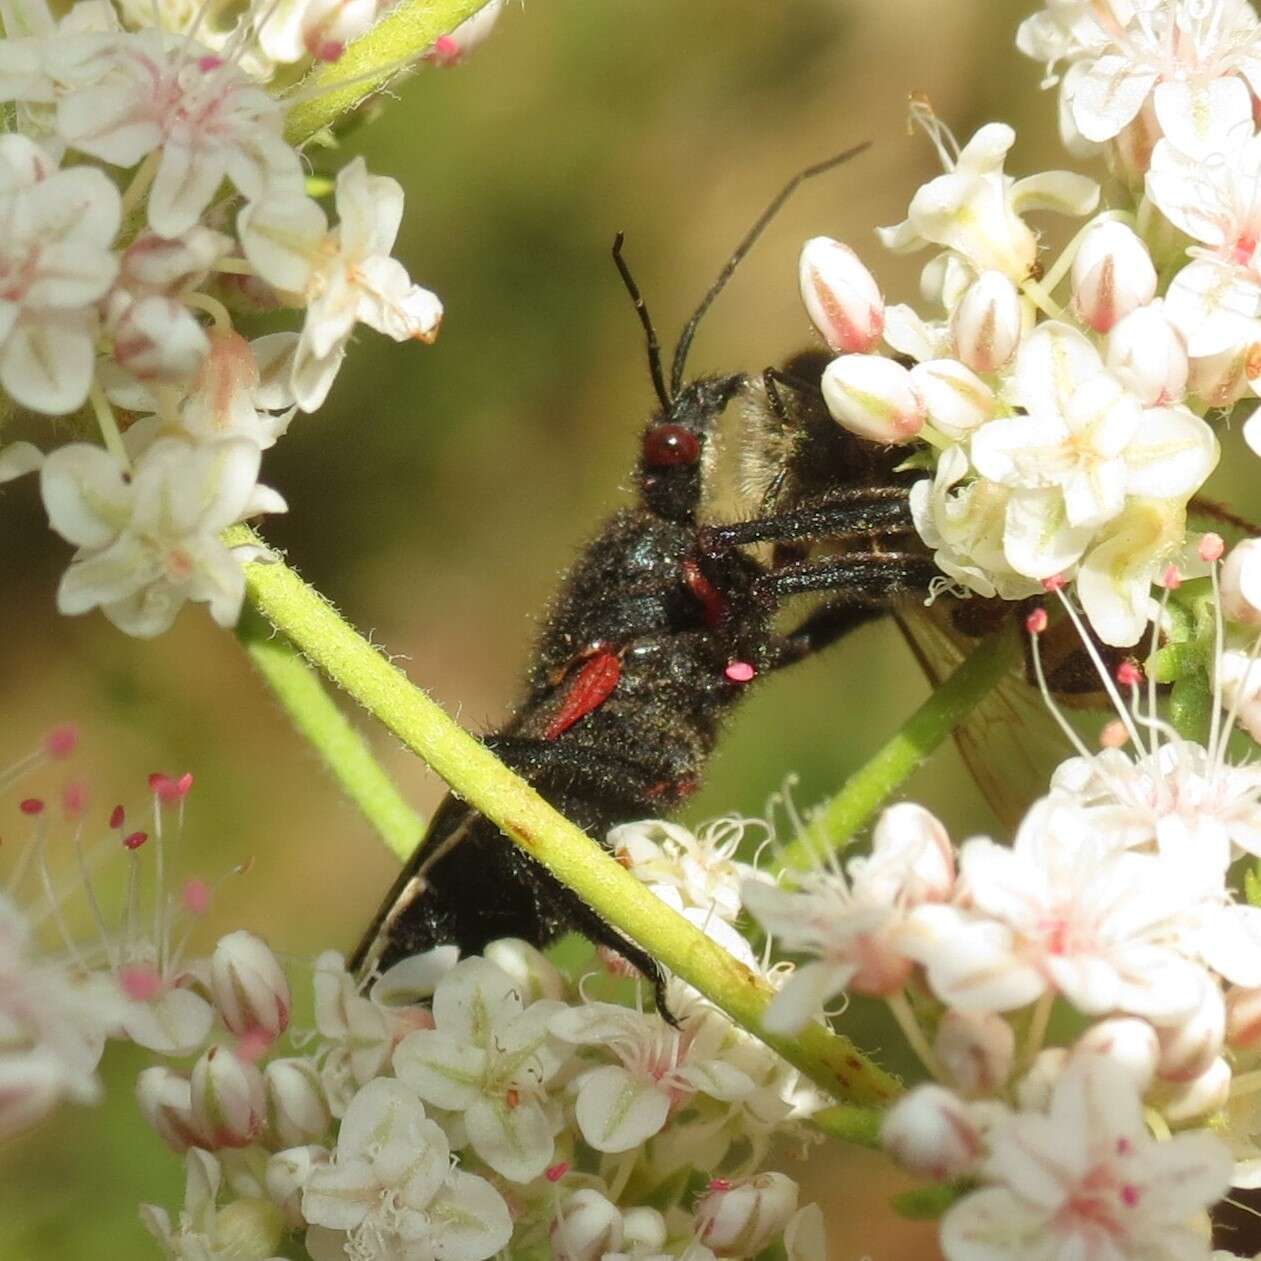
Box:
[352,154,941,995]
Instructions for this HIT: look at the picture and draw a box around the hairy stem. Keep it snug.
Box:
[776,622,1020,872]
[227,527,900,1105]
[810,1102,883,1149]
[237,604,423,861]
[284,0,494,144]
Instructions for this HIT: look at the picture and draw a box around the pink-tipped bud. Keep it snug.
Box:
[120,227,230,294]
[1071,221,1157,333]
[880,1084,983,1182]
[1221,539,1261,627]
[950,270,1022,372]
[264,1058,330,1147]
[696,1173,800,1257]
[820,354,923,445]
[1227,984,1261,1048]
[550,1189,623,1261]
[909,359,996,440]
[266,1146,328,1227]
[210,930,291,1042]
[1161,1055,1231,1123]
[1026,608,1048,635]
[1157,979,1225,1083]
[136,1066,208,1153]
[934,1011,1015,1097]
[111,295,210,383]
[190,1046,267,1149]
[1073,1017,1159,1093]
[1105,301,1188,405]
[798,237,885,354]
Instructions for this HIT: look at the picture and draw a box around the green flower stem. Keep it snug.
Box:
[226,526,901,1106]
[776,622,1021,873]
[236,603,423,861]
[810,1103,883,1149]
[284,0,494,144]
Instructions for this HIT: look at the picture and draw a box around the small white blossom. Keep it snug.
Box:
[798,236,884,354]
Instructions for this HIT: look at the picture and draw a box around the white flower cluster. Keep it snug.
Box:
[800,0,1261,648]
[0,0,502,637]
[739,537,1261,1261]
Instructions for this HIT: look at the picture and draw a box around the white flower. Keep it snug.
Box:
[54,30,302,237]
[1106,299,1189,405]
[1219,646,1261,744]
[301,1078,511,1261]
[908,798,1207,1021]
[239,157,443,411]
[256,0,383,66]
[1070,220,1157,333]
[1223,539,1261,626]
[392,956,570,1183]
[820,353,925,444]
[0,134,119,413]
[941,1057,1231,1261]
[311,950,393,1115]
[881,1084,987,1182]
[41,436,285,638]
[878,122,1099,283]
[798,236,884,354]
[741,803,954,1032]
[950,270,1023,374]
[550,1001,757,1152]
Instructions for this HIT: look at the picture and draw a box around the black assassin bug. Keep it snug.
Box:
[351,148,940,999]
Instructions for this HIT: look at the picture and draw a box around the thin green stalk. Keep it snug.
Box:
[227,527,900,1106]
[810,1103,883,1149]
[237,603,423,861]
[776,623,1021,873]
[284,0,494,144]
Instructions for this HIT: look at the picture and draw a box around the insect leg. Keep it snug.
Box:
[753,551,941,604]
[700,485,915,551]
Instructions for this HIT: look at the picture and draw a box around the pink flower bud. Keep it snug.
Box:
[1071,221,1157,333]
[950,270,1022,372]
[551,1189,623,1261]
[191,1046,267,1149]
[820,354,924,445]
[1157,980,1225,1083]
[1074,1017,1160,1094]
[210,930,291,1042]
[1228,984,1261,1047]
[136,1066,208,1153]
[1221,539,1261,627]
[696,1173,800,1257]
[120,228,231,294]
[934,1011,1015,1097]
[112,296,210,382]
[1105,301,1188,405]
[880,1084,983,1181]
[909,359,996,440]
[265,1146,328,1227]
[798,237,885,354]
[1161,1056,1231,1123]
[264,1058,330,1148]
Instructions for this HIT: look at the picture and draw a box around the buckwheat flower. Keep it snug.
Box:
[41,435,285,637]
[0,133,119,413]
[741,803,954,1033]
[820,353,925,444]
[881,1084,988,1182]
[1147,136,1261,356]
[392,956,570,1184]
[1106,298,1189,405]
[142,1147,286,1261]
[878,121,1099,283]
[1223,539,1261,625]
[908,359,997,441]
[423,0,506,66]
[550,1001,757,1152]
[1061,0,1261,160]
[1071,220,1157,333]
[551,1188,624,1261]
[209,930,291,1043]
[253,0,382,65]
[934,1010,1015,1098]
[1074,1017,1160,1093]
[1219,647,1261,743]
[694,1172,800,1257]
[798,236,884,354]
[941,1058,1231,1261]
[311,950,392,1114]
[1016,0,1115,84]
[950,270,1023,373]
[190,1044,267,1149]
[53,31,303,238]
[238,157,443,411]
[908,798,1207,1021]
[301,1078,512,1261]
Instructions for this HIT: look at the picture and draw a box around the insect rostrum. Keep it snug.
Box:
[351,152,941,1002]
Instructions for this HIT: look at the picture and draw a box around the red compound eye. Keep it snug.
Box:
[642,423,701,467]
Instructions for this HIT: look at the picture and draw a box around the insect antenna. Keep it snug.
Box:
[612,231,672,412]
[669,141,872,396]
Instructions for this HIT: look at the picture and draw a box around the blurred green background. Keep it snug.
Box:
[2,1,1256,1256]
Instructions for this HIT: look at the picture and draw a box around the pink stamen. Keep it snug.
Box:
[149,771,194,803]
[44,723,78,760]
[1200,533,1225,563]
[545,1162,570,1183]
[123,830,149,851]
[118,963,162,1002]
[109,804,125,829]
[61,780,88,819]
[1042,573,1067,592]
[1116,661,1142,688]
[707,1178,733,1191]
[1162,564,1182,590]
[724,661,756,683]
[1116,1136,1133,1155]
[1026,608,1048,635]
[1120,1183,1141,1207]
[19,798,43,816]
[1099,720,1129,749]
[182,878,210,915]
[197,55,223,72]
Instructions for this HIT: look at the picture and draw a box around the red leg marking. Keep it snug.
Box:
[681,558,726,628]
[544,651,622,740]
